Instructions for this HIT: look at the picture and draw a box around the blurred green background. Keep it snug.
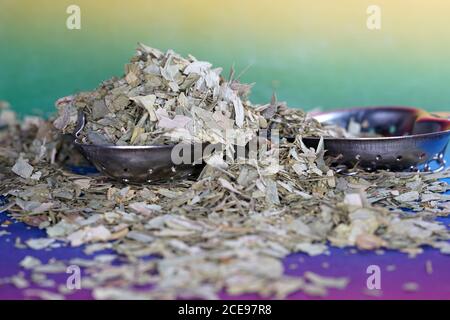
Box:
[1,0,450,116]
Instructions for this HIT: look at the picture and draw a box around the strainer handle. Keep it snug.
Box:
[429,112,450,119]
[73,110,86,139]
[415,111,450,132]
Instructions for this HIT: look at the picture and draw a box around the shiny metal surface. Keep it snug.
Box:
[74,142,205,183]
[73,112,205,183]
[73,106,450,183]
[303,106,450,172]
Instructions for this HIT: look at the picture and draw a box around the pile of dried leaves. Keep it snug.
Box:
[53,43,342,147]
[0,44,449,299]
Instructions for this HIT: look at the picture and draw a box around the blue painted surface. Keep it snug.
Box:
[0,174,449,299]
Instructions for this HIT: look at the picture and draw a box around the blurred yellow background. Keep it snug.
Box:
[1,0,450,115]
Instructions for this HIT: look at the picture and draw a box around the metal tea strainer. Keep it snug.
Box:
[302,106,450,173]
[73,111,205,183]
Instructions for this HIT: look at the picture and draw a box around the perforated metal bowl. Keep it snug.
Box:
[302,106,450,172]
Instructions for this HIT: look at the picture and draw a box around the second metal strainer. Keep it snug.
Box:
[302,106,450,173]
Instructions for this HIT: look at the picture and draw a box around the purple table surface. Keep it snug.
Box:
[0,178,449,300]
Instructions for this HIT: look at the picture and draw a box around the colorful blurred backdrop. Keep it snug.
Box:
[1,0,450,116]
